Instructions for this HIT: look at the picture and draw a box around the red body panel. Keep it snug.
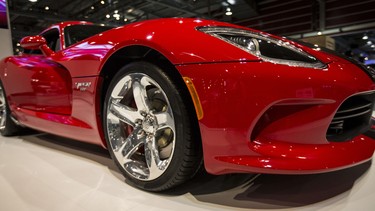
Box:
[0,18,374,174]
[177,61,375,174]
[4,56,72,115]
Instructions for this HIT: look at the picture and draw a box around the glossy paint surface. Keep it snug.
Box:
[0,18,374,174]
[20,35,47,50]
[177,60,375,174]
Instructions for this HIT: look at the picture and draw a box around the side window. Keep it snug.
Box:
[24,49,42,55]
[64,25,113,47]
[41,28,61,52]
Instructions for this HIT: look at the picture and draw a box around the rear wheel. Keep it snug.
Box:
[103,61,202,191]
[0,82,23,136]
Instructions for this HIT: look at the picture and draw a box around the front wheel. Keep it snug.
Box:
[103,61,202,191]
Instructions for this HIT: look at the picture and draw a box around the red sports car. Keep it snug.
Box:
[1,18,375,191]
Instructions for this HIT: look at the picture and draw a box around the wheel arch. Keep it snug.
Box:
[97,45,203,152]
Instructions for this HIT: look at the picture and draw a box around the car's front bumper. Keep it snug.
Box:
[177,60,375,175]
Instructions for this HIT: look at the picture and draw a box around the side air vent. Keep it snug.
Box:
[327,92,375,142]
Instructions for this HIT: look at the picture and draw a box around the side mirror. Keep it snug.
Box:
[20,35,46,50]
[20,35,54,56]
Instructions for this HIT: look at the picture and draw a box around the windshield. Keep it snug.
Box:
[64,25,113,47]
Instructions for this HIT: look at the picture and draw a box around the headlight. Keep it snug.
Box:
[198,27,326,69]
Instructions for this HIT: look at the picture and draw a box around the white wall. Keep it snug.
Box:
[0,28,13,59]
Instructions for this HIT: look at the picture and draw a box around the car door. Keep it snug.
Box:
[4,28,72,115]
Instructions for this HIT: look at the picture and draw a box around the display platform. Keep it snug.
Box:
[1,133,374,211]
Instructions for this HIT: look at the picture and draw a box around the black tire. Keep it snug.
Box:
[103,61,202,191]
[0,81,23,136]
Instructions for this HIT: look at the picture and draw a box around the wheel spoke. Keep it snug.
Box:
[109,99,139,126]
[0,92,5,109]
[0,88,6,128]
[132,79,150,113]
[155,109,175,131]
[123,130,146,161]
[111,76,131,99]
[145,136,168,180]
[113,127,145,165]
[0,115,4,128]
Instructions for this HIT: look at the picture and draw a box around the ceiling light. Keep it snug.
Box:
[91,6,95,10]
[367,41,373,45]
[114,10,118,14]
[100,24,105,26]
[29,0,38,2]
[362,35,369,40]
[106,14,110,18]
[100,0,105,4]
[371,45,375,48]
[124,18,128,22]
[115,17,120,20]
[113,14,120,18]
[127,8,133,13]
[227,0,236,5]
[225,7,232,15]
[16,43,20,46]
[317,31,322,35]
[45,6,50,10]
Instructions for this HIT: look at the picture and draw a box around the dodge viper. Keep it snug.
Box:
[1,18,375,191]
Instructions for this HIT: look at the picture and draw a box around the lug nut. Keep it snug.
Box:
[135,119,142,125]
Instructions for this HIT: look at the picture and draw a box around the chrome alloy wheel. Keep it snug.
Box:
[0,86,7,130]
[106,73,176,181]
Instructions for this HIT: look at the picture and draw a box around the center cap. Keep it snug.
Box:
[142,114,156,133]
